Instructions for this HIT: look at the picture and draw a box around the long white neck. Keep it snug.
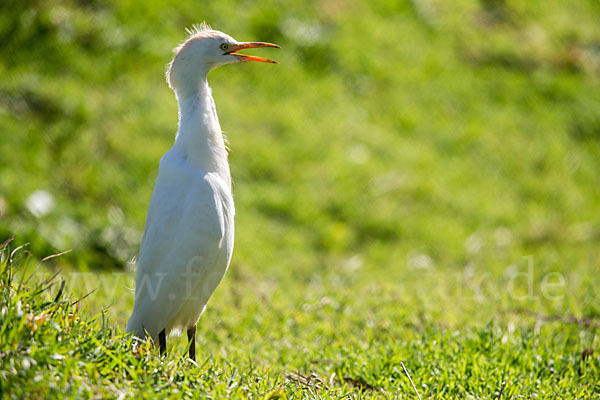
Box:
[173,79,231,186]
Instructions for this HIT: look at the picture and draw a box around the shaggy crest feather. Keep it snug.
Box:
[186,22,213,36]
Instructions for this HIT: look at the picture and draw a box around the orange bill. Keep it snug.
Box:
[226,42,280,64]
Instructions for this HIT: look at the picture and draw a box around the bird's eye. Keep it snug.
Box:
[220,43,229,51]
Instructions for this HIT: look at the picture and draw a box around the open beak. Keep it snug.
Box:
[226,42,280,64]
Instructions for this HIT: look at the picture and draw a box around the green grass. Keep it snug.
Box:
[2,240,599,398]
[1,0,600,398]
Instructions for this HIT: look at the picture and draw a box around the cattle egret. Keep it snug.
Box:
[126,23,279,360]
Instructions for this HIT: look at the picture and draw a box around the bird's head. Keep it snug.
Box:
[167,23,279,96]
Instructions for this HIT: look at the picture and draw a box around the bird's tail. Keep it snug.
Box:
[126,312,150,340]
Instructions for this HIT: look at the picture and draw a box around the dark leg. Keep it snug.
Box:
[158,329,166,356]
[187,325,196,361]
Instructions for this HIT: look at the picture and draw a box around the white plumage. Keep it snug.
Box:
[126,24,278,359]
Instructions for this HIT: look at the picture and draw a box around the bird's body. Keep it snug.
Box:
[126,24,278,358]
[126,83,234,340]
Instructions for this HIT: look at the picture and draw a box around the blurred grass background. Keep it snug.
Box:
[1,0,600,302]
[2,0,599,287]
[1,0,600,315]
[2,0,599,263]
[1,0,600,396]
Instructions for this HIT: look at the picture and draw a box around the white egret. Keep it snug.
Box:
[126,23,279,360]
